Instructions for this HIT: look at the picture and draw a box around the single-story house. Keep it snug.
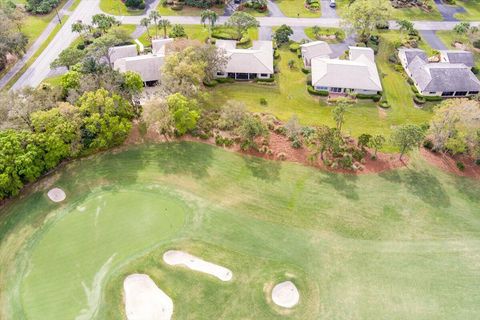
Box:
[311,46,382,94]
[112,39,173,83]
[108,44,137,65]
[399,48,480,97]
[152,38,174,55]
[215,40,274,80]
[300,41,332,67]
[439,50,475,68]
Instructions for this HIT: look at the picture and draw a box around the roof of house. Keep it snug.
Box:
[349,46,375,62]
[114,55,165,82]
[401,48,480,92]
[152,38,174,55]
[411,62,480,92]
[311,46,382,91]
[300,41,332,60]
[108,45,138,64]
[399,48,428,67]
[439,50,475,68]
[216,40,274,74]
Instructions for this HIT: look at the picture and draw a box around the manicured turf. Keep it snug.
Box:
[334,0,443,20]
[157,4,224,16]
[1,143,480,319]
[454,0,480,20]
[99,0,145,15]
[275,0,320,18]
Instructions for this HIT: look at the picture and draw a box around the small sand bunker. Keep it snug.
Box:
[47,188,66,202]
[124,274,173,320]
[163,250,233,282]
[272,281,299,308]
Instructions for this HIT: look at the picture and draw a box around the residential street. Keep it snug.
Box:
[6,0,480,90]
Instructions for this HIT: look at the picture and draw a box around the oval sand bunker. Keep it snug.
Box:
[163,250,233,281]
[272,281,299,308]
[47,188,66,202]
[124,274,173,320]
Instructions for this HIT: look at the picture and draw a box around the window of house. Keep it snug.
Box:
[330,87,343,93]
[216,72,225,76]
[469,91,479,95]
[441,92,454,97]
[454,91,467,96]
[260,73,269,77]
[429,92,436,94]
[316,86,328,90]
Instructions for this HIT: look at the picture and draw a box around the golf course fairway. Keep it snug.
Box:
[1,142,480,319]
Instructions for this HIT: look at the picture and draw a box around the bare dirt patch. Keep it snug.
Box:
[420,148,480,180]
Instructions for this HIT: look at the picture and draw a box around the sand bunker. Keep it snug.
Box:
[163,250,233,281]
[272,281,299,308]
[124,274,173,320]
[47,188,66,202]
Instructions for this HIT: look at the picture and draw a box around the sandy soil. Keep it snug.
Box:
[271,281,300,308]
[47,188,66,202]
[163,250,233,282]
[420,148,480,180]
[124,274,173,320]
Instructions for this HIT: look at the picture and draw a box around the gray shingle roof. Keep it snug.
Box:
[401,48,428,67]
[439,50,475,68]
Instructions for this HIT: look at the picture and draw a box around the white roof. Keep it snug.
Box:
[108,45,138,64]
[311,46,382,91]
[216,40,274,74]
[300,41,332,60]
[152,38,174,55]
[348,46,375,62]
[114,55,165,82]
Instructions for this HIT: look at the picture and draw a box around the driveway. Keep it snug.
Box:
[320,0,338,18]
[433,0,465,21]
[266,0,284,17]
[291,27,308,42]
[259,26,272,40]
[330,33,355,58]
[420,30,447,50]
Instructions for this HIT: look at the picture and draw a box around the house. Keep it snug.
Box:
[399,48,480,97]
[215,40,274,80]
[112,39,173,83]
[300,41,332,67]
[108,44,137,65]
[311,47,382,94]
[439,50,475,68]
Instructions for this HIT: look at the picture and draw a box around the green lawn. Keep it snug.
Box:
[138,25,258,47]
[157,4,224,16]
[334,0,442,20]
[454,0,480,20]
[99,0,145,15]
[304,27,345,43]
[1,143,480,319]
[436,31,480,69]
[276,0,320,17]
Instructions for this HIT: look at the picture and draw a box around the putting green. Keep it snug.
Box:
[1,142,480,319]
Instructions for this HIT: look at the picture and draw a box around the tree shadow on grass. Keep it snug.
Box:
[455,178,480,204]
[152,142,214,179]
[404,169,450,208]
[243,156,281,182]
[320,173,359,200]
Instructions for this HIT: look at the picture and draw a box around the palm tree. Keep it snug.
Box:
[157,19,171,38]
[71,20,87,41]
[140,17,152,40]
[149,11,161,38]
[200,9,218,40]
[312,25,320,39]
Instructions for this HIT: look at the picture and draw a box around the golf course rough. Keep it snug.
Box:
[1,142,480,319]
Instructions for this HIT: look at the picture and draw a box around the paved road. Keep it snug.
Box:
[0,0,75,90]
[7,0,480,90]
[420,30,447,50]
[320,0,337,18]
[434,0,465,22]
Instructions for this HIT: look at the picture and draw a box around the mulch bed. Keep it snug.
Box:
[420,148,480,180]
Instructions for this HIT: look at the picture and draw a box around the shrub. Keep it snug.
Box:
[379,100,390,108]
[203,79,218,87]
[456,161,465,171]
[473,39,480,49]
[77,43,86,50]
[424,95,443,102]
[414,94,426,104]
[171,3,183,10]
[274,50,280,59]
[276,152,287,160]
[216,77,235,84]
[255,77,275,83]
[301,67,310,74]
[307,85,329,96]
[289,43,300,52]
[472,66,479,74]
[423,139,433,150]
[356,93,381,101]
[475,158,480,166]
[260,97,267,105]
[291,138,302,148]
